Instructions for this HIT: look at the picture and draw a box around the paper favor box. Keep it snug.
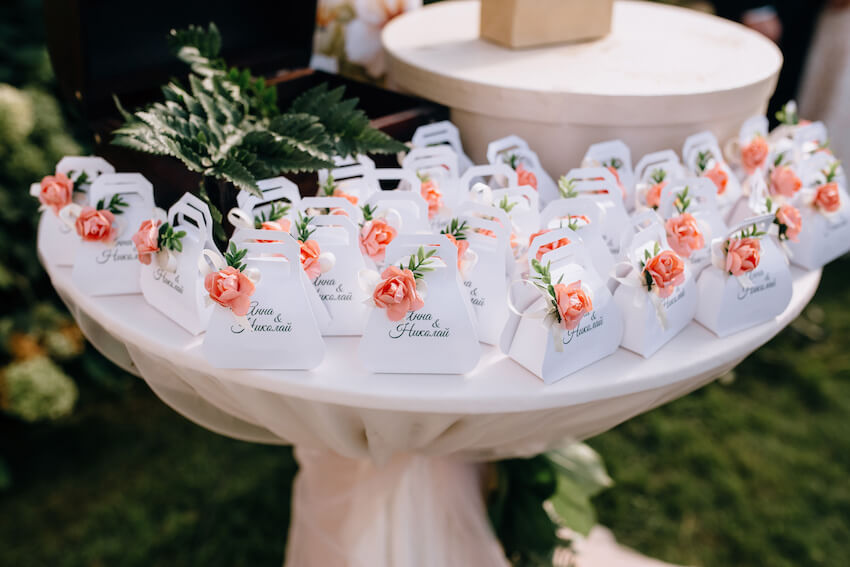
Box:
[480,0,613,48]
[501,234,623,384]
[696,215,793,337]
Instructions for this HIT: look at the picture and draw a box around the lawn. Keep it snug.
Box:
[1,257,848,567]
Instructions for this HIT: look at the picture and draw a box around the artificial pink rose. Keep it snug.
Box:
[476,228,496,238]
[444,233,469,271]
[814,182,841,213]
[567,214,591,227]
[741,137,769,173]
[75,206,117,243]
[360,218,397,263]
[704,164,729,195]
[643,250,685,298]
[529,229,571,261]
[39,173,74,214]
[372,265,424,322]
[665,213,704,259]
[725,237,761,276]
[606,166,627,201]
[776,204,802,242]
[554,281,593,331]
[769,165,802,198]
[256,219,292,243]
[330,208,350,217]
[646,181,666,209]
[333,188,358,205]
[420,179,443,219]
[299,239,323,280]
[516,164,538,190]
[132,219,161,265]
[204,266,255,317]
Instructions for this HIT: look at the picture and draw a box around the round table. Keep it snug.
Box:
[39,216,822,566]
[383,0,783,174]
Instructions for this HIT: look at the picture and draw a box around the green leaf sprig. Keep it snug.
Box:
[440,218,469,240]
[158,223,186,253]
[66,171,89,193]
[639,242,663,292]
[775,101,799,126]
[504,153,520,171]
[674,186,691,214]
[773,152,787,168]
[498,195,517,214]
[696,150,713,173]
[557,176,578,199]
[320,175,336,197]
[294,213,317,242]
[602,157,623,170]
[95,194,128,215]
[224,242,248,272]
[361,203,377,223]
[253,201,289,228]
[650,168,667,185]
[530,259,564,324]
[401,246,437,281]
[821,161,841,184]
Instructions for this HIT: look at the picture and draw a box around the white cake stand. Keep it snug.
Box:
[383,0,783,174]
[39,217,822,566]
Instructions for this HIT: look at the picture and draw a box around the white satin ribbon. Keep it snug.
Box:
[197,249,261,331]
[709,238,753,289]
[506,278,594,353]
[227,207,256,230]
[611,261,668,329]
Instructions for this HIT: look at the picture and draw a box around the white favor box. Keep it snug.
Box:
[502,235,623,384]
[33,156,115,267]
[202,232,326,370]
[695,215,792,337]
[71,173,155,296]
[359,234,480,374]
[613,223,697,358]
[139,193,217,335]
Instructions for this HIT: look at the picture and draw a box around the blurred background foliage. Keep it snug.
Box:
[1,1,849,566]
[0,0,135,490]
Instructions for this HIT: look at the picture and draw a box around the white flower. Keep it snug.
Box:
[345,0,421,78]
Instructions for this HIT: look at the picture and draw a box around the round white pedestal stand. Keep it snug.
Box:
[383,0,783,174]
[40,223,821,566]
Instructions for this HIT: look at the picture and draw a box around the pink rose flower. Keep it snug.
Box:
[330,208,349,217]
[529,229,571,261]
[132,219,161,265]
[665,213,704,259]
[476,228,496,238]
[554,281,593,331]
[646,181,666,209]
[741,137,769,173]
[606,166,627,201]
[775,204,802,242]
[360,218,397,263]
[333,188,359,205]
[39,173,74,214]
[769,165,802,198]
[444,233,470,271]
[372,265,424,322]
[75,206,117,243]
[420,179,444,219]
[516,164,538,190]
[725,237,761,276]
[256,219,292,243]
[205,266,255,317]
[703,164,728,195]
[814,182,841,213]
[299,239,323,280]
[643,250,685,298]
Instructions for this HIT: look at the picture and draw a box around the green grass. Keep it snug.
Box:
[1,258,849,566]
